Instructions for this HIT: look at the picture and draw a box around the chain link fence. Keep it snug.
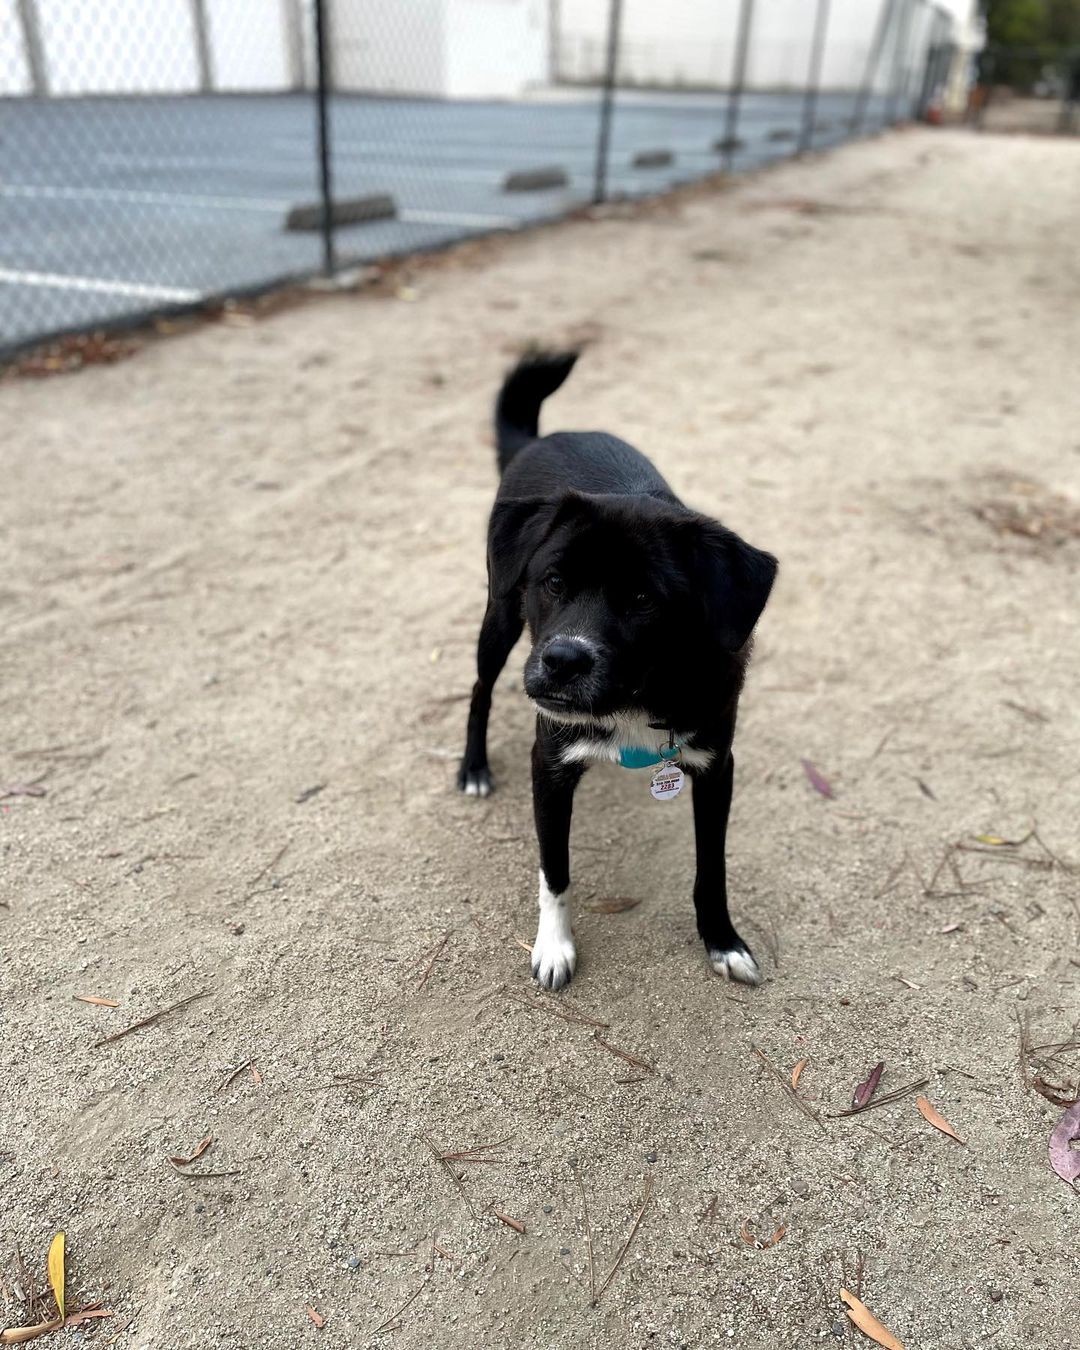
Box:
[1,0,964,359]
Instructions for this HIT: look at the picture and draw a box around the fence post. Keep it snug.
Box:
[720,0,754,171]
[593,0,623,204]
[885,0,913,123]
[15,0,48,96]
[283,0,306,91]
[190,0,213,94]
[851,0,894,134]
[313,0,335,274]
[799,0,831,153]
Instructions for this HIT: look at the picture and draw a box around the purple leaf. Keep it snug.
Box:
[0,782,47,800]
[1049,1100,1080,1186]
[800,759,835,799]
[852,1061,885,1110]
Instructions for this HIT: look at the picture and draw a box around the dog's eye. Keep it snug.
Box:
[630,590,653,612]
[544,573,565,598]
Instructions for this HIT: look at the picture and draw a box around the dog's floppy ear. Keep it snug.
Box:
[695,520,778,652]
[487,497,557,597]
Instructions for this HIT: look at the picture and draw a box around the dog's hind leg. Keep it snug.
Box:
[529,737,584,989]
[457,596,523,796]
[690,751,761,985]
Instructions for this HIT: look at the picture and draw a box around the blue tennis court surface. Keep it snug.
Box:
[0,89,892,350]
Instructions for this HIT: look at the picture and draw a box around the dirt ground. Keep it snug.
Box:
[2,127,1080,1350]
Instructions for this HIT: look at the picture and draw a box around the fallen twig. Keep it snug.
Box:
[420,1133,476,1217]
[752,1045,827,1133]
[593,1034,656,1073]
[416,931,452,990]
[371,1277,430,1336]
[503,991,609,1029]
[572,1161,596,1304]
[92,989,209,1048]
[828,1078,930,1119]
[594,1175,655,1305]
[218,1060,254,1092]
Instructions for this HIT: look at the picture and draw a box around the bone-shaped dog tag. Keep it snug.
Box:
[650,762,684,801]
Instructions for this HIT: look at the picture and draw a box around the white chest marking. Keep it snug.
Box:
[537,706,716,772]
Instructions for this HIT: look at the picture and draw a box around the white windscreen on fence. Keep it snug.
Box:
[556,0,933,95]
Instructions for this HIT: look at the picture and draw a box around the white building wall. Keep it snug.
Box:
[446,0,548,98]
[332,0,446,94]
[1,0,32,92]
[36,0,200,94]
[206,0,292,91]
[559,0,981,91]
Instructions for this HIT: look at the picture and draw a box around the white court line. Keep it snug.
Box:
[399,208,517,229]
[0,182,287,213]
[0,267,200,303]
[1,183,520,230]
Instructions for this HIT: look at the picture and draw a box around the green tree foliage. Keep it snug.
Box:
[983,0,1080,50]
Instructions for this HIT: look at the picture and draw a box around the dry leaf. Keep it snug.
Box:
[791,1057,809,1090]
[250,1064,263,1085]
[1031,1075,1079,1107]
[915,1096,965,1144]
[169,1135,212,1166]
[975,833,1008,845]
[939,923,962,934]
[61,1311,112,1329]
[586,897,641,914]
[47,1233,64,1320]
[492,1211,526,1234]
[853,1062,885,1110]
[1,1321,62,1345]
[1048,1100,1080,1185]
[304,1306,325,1328]
[73,995,119,1008]
[839,1289,907,1350]
[739,1220,786,1250]
[800,758,835,799]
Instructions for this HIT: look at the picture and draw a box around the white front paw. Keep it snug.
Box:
[709,945,762,985]
[531,923,577,990]
[532,871,576,989]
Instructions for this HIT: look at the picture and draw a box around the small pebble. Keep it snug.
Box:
[542,1204,553,1214]
[493,1053,504,1061]
[790,1177,810,1197]
[559,1247,571,1256]
[347,1256,362,1271]
[989,1288,1004,1303]
[645,1151,658,1163]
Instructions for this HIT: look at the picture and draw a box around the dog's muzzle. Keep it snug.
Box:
[525,637,601,713]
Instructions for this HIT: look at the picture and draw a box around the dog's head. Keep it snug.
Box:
[489,490,777,723]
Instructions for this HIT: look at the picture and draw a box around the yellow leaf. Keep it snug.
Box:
[839,1289,907,1350]
[975,834,1007,846]
[47,1232,65,1320]
[915,1095,966,1144]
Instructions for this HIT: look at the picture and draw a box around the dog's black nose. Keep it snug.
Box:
[541,639,594,680]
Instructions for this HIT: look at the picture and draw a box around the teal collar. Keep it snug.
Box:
[618,741,682,770]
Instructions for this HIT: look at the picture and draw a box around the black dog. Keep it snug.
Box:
[458,352,777,989]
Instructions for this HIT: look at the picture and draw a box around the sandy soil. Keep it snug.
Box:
[2,128,1080,1350]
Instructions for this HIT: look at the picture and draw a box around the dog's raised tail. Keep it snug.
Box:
[495,349,578,473]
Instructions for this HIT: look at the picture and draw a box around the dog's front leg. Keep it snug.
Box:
[529,734,584,990]
[691,750,761,985]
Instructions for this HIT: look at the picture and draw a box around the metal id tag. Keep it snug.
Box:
[650,761,684,801]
